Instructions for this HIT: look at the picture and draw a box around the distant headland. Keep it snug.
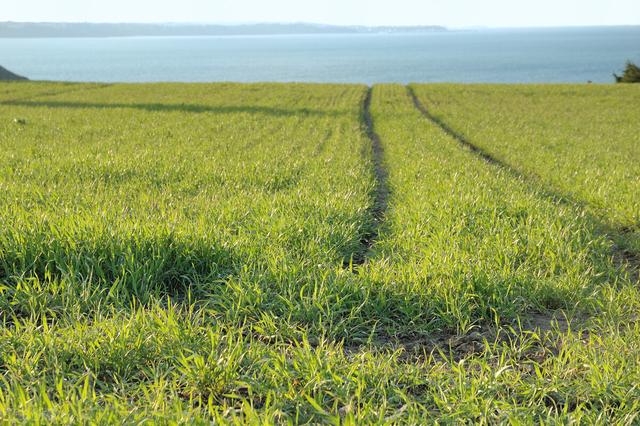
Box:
[0,65,27,80]
[0,22,447,38]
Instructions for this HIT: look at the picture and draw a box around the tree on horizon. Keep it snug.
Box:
[614,61,640,83]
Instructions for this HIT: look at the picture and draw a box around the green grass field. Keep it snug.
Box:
[1,81,639,423]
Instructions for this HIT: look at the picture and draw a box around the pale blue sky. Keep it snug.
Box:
[2,0,639,27]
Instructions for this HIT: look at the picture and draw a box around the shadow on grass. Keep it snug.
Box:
[0,83,113,103]
[1,99,344,117]
[0,232,245,323]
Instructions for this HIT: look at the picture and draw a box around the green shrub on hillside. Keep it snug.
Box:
[614,61,640,83]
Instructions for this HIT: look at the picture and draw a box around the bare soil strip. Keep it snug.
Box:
[406,86,639,284]
[348,87,389,267]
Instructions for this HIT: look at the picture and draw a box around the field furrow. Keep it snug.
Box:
[410,84,640,270]
[1,81,640,423]
[347,87,389,266]
[363,84,635,331]
[0,83,374,310]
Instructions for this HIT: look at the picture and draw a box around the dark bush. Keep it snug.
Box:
[614,61,640,83]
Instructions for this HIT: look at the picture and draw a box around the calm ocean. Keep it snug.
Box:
[1,26,638,83]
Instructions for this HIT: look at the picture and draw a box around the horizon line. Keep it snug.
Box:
[2,21,639,30]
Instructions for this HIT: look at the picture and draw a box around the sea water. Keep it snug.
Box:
[0,26,638,83]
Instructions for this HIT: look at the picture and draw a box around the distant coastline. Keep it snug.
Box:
[0,22,447,38]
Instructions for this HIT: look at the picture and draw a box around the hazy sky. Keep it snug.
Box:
[2,0,639,27]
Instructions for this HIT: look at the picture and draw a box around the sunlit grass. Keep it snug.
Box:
[0,81,639,423]
[410,83,640,257]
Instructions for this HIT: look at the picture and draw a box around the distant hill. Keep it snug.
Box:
[0,22,446,38]
[0,65,27,80]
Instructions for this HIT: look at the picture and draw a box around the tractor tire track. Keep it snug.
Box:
[347,87,389,268]
[406,85,639,283]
